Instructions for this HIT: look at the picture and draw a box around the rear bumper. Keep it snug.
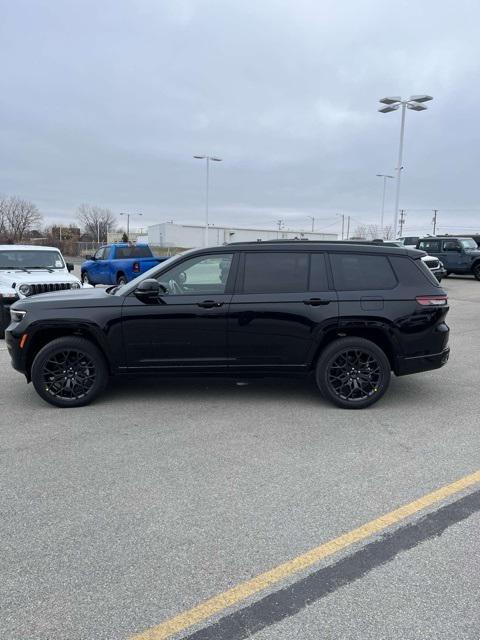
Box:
[396,347,450,376]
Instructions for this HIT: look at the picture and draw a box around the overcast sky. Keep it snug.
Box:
[1,0,479,237]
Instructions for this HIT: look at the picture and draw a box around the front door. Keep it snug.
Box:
[122,252,236,370]
[228,251,338,372]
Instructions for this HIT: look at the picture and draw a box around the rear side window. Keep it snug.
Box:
[418,240,441,252]
[115,246,152,259]
[330,253,397,290]
[243,252,308,293]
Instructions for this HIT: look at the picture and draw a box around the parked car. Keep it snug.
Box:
[6,241,450,409]
[396,236,420,249]
[80,243,167,286]
[0,245,86,337]
[416,236,480,279]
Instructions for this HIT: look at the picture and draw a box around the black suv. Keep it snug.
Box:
[417,236,480,279]
[5,242,450,409]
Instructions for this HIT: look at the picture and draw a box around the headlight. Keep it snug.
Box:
[10,309,27,323]
[18,284,31,296]
[71,282,81,289]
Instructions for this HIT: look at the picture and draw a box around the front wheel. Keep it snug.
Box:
[81,271,94,287]
[473,264,480,281]
[316,337,391,409]
[31,337,108,407]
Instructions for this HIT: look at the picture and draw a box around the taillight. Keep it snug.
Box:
[416,295,448,306]
[133,262,140,272]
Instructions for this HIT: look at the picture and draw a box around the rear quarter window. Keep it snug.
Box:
[330,253,397,290]
[390,256,441,287]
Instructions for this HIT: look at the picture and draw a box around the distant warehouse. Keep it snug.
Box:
[147,222,337,248]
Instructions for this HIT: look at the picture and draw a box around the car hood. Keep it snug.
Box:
[0,270,81,287]
[12,287,120,309]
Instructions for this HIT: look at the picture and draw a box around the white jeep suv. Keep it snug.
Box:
[0,245,87,336]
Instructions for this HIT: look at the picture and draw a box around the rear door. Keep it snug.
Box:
[227,251,338,371]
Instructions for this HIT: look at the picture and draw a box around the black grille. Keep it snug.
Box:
[424,259,440,269]
[27,283,73,296]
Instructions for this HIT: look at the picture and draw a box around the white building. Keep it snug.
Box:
[147,222,337,248]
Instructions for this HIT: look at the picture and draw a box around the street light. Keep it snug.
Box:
[376,174,394,236]
[193,155,223,246]
[378,94,433,237]
[120,212,142,239]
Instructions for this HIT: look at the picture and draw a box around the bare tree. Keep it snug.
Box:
[0,195,42,242]
[351,224,368,240]
[383,224,394,240]
[77,204,116,242]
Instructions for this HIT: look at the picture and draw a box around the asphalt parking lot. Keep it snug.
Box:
[1,276,480,640]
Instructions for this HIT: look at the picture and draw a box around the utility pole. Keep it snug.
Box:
[341,214,345,240]
[307,216,315,232]
[276,219,284,238]
[399,210,406,236]
[346,216,351,240]
[432,209,438,235]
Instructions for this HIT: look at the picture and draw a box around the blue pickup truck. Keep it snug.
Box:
[81,244,167,286]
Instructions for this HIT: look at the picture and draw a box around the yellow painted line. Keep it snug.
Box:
[129,469,480,640]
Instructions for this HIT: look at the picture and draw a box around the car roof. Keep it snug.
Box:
[0,244,61,251]
[217,240,422,257]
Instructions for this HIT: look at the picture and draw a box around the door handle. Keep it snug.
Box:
[197,300,224,308]
[303,298,330,306]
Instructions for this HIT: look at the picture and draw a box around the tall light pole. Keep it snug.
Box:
[378,95,433,238]
[376,174,394,236]
[120,212,142,239]
[193,155,222,246]
[307,216,315,232]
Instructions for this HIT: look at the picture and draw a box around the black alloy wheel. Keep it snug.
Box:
[316,337,390,409]
[473,264,480,281]
[31,337,108,407]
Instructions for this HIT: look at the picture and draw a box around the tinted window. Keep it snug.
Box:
[442,240,461,250]
[418,240,441,252]
[309,253,329,290]
[243,252,308,293]
[390,256,440,287]
[330,253,397,290]
[403,237,419,245]
[115,246,153,259]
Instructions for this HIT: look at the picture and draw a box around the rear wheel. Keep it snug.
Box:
[31,337,108,407]
[473,264,480,281]
[316,337,391,409]
[117,274,127,286]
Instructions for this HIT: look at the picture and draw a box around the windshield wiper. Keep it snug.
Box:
[27,266,55,272]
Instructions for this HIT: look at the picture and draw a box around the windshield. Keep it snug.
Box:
[112,250,194,295]
[459,239,478,249]
[0,249,65,270]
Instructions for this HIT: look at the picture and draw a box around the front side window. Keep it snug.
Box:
[330,253,397,291]
[158,253,233,295]
[442,241,461,251]
[418,240,441,252]
[243,252,308,293]
[94,247,106,260]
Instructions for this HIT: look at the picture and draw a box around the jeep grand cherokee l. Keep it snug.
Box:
[5,241,450,409]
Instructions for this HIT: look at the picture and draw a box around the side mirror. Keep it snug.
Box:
[66,262,74,272]
[134,278,163,301]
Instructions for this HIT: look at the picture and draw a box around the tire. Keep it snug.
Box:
[473,264,480,281]
[31,336,108,408]
[81,271,94,287]
[117,274,127,286]
[315,337,391,409]
[444,272,450,278]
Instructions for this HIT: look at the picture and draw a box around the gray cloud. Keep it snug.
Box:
[1,0,479,236]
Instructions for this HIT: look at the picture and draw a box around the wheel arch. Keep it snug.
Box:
[25,325,112,380]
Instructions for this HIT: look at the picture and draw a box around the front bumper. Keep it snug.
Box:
[396,347,450,376]
[433,267,447,281]
[5,329,28,376]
